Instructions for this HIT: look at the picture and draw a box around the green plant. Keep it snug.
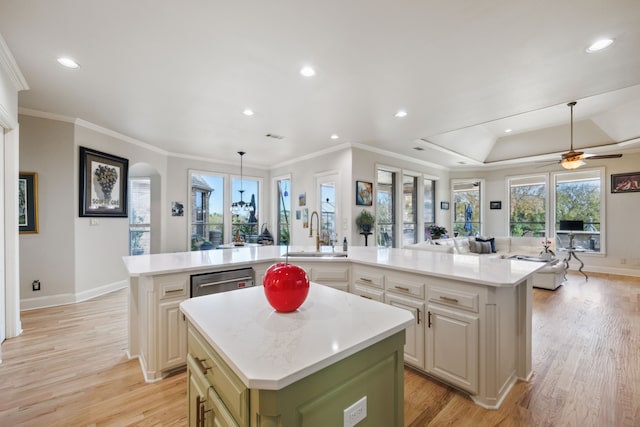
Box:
[427,224,447,238]
[355,209,375,231]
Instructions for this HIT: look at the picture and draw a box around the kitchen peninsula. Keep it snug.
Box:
[123,245,545,410]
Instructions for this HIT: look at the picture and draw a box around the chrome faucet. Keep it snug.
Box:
[309,211,320,252]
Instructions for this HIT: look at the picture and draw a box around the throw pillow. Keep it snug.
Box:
[470,240,492,254]
[476,236,496,253]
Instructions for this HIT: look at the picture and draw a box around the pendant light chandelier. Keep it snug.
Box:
[231,151,254,214]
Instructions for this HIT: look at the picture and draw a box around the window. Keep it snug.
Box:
[231,177,259,243]
[402,174,418,246]
[129,177,151,255]
[276,178,291,245]
[509,175,547,237]
[320,182,336,245]
[554,169,603,252]
[423,178,436,241]
[191,173,224,250]
[376,169,396,247]
[452,180,481,237]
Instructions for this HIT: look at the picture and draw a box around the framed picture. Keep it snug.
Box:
[79,146,129,217]
[611,172,640,193]
[440,201,449,210]
[356,180,373,206]
[19,172,39,233]
[490,201,502,210]
[302,208,309,228]
[298,192,306,206]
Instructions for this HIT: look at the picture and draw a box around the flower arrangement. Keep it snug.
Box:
[541,238,555,255]
[427,224,448,239]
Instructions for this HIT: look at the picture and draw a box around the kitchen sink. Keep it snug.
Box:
[283,251,348,258]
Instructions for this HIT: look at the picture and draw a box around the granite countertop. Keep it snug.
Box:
[123,245,545,287]
[180,283,413,390]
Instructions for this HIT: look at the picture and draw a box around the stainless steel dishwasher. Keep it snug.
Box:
[190,267,255,297]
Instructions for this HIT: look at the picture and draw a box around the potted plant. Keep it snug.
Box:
[427,224,448,240]
[355,209,375,233]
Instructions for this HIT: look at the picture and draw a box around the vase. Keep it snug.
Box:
[540,252,552,260]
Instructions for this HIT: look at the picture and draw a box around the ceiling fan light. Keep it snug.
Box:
[561,158,586,170]
[586,39,614,53]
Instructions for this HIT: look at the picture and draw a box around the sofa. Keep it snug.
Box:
[404,236,566,290]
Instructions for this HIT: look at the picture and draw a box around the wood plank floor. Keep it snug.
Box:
[1,271,639,426]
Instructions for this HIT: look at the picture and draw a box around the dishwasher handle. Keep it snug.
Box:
[196,276,254,288]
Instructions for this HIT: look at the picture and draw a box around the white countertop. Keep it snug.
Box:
[180,283,413,390]
[123,245,545,287]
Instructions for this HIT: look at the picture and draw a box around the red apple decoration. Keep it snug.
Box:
[263,262,310,312]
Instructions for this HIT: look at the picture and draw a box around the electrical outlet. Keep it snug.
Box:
[32,280,41,291]
[343,396,367,427]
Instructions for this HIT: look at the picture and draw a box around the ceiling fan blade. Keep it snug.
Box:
[584,154,623,160]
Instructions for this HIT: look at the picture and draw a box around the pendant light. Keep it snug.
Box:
[231,151,254,214]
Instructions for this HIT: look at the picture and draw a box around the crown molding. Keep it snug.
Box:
[0,34,29,91]
[0,103,17,129]
[18,107,75,123]
[74,118,169,155]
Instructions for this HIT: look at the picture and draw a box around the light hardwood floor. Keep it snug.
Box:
[1,271,639,426]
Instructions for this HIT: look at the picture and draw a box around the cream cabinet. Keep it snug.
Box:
[426,304,479,393]
[158,299,187,370]
[385,293,425,369]
[385,271,426,370]
[351,265,385,301]
[129,272,190,381]
[286,261,350,292]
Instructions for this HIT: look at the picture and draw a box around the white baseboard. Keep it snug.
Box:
[571,265,640,278]
[20,280,128,311]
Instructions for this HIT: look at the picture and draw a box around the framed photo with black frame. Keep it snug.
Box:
[79,146,129,217]
[440,201,449,210]
[490,201,502,210]
[611,172,640,193]
[19,172,39,233]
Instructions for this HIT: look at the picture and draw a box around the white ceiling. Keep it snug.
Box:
[2,0,640,169]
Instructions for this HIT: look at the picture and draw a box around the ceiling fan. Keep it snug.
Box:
[557,101,623,169]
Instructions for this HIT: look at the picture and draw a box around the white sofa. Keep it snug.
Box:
[404,236,566,290]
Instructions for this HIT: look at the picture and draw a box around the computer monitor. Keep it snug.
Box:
[559,220,584,231]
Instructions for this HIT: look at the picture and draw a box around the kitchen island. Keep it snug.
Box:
[123,245,545,409]
[180,283,413,426]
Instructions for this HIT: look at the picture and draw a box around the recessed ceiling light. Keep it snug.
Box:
[242,109,254,116]
[505,129,512,133]
[330,134,339,140]
[395,110,407,118]
[57,57,80,69]
[586,38,614,53]
[300,66,316,77]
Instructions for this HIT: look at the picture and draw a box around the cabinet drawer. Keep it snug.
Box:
[156,273,188,300]
[311,266,350,283]
[353,283,385,302]
[386,274,425,299]
[352,266,385,289]
[428,287,479,313]
[188,327,248,425]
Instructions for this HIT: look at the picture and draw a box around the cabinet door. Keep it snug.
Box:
[426,304,479,394]
[385,293,425,369]
[159,299,187,371]
[208,386,241,427]
[188,355,213,427]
